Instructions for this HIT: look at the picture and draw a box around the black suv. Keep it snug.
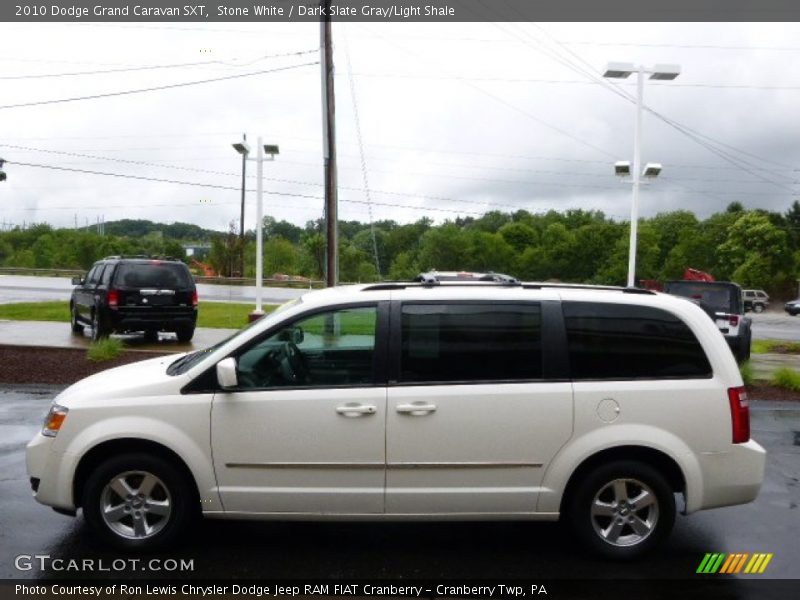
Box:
[663,280,751,362]
[70,256,198,342]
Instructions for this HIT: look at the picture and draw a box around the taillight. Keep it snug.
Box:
[728,386,750,443]
[191,289,198,308]
[728,315,739,326]
[107,289,119,308]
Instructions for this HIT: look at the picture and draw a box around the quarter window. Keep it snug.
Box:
[563,302,712,380]
[400,303,542,383]
[235,306,377,389]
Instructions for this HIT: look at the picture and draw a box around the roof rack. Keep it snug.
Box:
[101,255,182,261]
[360,281,655,294]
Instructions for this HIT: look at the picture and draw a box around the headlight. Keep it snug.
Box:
[42,404,69,437]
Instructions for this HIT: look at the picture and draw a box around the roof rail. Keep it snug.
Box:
[360,281,655,294]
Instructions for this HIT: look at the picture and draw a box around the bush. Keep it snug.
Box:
[87,338,124,362]
[739,361,754,386]
[770,367,800,392]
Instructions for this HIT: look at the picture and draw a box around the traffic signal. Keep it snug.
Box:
[0,158,6,182]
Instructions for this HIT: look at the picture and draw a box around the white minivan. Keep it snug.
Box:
[27,282,766,559]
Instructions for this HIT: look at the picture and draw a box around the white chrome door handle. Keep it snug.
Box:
[396,403,437,415]
[336,404,377,416]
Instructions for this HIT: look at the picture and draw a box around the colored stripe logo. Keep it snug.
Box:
[697,553,773,574]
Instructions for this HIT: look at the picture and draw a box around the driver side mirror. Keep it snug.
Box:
[71,275,84,285]
[216,357,239,389]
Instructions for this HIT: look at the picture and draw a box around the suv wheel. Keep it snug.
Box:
[82,453,196,551]
[754,303,765,313]
[175,325,195,343]
[70,305,84,334]
[568,460,675,559]
[143,330,159,343]
[91,311,108,341]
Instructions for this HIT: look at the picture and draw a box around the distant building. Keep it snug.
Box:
[183,244,211,260]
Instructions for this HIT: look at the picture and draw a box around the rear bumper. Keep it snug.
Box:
[691,440,766,512]
[107,308,197,332]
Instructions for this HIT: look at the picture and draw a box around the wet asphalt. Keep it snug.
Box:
[1,385,798,591]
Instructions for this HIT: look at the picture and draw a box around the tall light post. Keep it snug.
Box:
[232,138,279,319]
[603,62,680,287]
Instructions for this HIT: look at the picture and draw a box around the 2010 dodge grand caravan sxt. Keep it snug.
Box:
[27,281,766,559]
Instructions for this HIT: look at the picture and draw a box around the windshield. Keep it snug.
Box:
[166,295,304,376]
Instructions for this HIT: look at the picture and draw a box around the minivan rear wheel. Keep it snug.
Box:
[568,460,675,559]
[82,453,195,551]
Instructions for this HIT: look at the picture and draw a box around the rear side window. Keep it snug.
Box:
[563,302,712,380]
[400,303,542,383]
[114,263,192,288]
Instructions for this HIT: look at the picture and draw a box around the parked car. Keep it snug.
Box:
[28,281,764,559]
[663,280,751,362]
[784,299,800,316]
[70,256,197,342]
[743,289,770,313]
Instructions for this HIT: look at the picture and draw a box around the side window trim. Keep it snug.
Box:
[227,301,389,391]
[390,299,549,386]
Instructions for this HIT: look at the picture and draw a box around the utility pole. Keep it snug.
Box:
[238,132,247,278]
[321,0,338,287]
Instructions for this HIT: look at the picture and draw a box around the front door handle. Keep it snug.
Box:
[396,402,437,416]
[336,403,377,417]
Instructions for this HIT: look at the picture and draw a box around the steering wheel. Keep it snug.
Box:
[280,342,309,384]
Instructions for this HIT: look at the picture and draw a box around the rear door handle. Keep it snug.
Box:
[396,402,437,416]
[336,404,377,417]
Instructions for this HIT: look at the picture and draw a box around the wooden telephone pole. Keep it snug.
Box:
[321,0,338,286]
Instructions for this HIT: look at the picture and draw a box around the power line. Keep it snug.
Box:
[0,60,319,110]
[352,71,800,91]
[0,49,317,80]
[562,40,800,52]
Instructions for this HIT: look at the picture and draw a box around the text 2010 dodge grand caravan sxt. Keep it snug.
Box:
[27,281,765,558]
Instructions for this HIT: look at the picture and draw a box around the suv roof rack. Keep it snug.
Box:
[361,281,655,294]
[101,255,181,261]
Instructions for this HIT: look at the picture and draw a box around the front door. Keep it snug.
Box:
[212,304,388,514]
[385,301,573,514]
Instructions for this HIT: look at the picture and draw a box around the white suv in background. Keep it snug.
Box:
[27,281,765,559]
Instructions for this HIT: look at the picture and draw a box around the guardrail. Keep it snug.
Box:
[0,267,327,288]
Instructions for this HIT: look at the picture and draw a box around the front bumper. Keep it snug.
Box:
[26,433,77,511]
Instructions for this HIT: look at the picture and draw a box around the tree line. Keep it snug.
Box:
[3,201,800,297]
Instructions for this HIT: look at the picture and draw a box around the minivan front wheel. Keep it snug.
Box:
[83,453,195,551]
[569,460,675,559]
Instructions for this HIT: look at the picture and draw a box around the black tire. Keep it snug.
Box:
[82,453,197,551]
[175,326,195,343]
[568,460,675,560]
[91,310,109,341]
[754,303,765,313]
[143,330,159,343]
[70,305,84,334]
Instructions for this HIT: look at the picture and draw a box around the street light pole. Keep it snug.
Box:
[232,139,279,320]
[255,137,264,314]
[604,62,680,287]
[238,133,247,277]
[628,66,644,289]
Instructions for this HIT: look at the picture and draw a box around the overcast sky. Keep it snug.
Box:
[1,21,799,232]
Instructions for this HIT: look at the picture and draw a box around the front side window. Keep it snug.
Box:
[563,302,712,380]
[235,305,377,389]
[400,303,542,383]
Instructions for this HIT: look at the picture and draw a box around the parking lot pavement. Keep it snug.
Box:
[1,385,798,587]
[749,310,800,341]
[0,320,237,353]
